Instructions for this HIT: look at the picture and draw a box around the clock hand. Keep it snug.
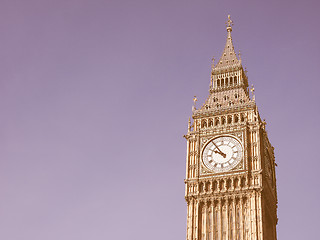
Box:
[212,142,226,158]
[214,150,227,158]
[212,142,224,153]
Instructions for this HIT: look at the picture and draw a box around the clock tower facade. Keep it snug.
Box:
[184,16,278,240]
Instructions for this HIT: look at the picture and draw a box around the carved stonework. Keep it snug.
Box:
[184,15,278,240]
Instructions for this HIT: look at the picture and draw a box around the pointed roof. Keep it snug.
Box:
[215,15,241,69]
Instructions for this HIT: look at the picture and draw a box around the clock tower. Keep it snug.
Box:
[184,16,278,240]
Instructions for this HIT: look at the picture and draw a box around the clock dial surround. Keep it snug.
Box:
[202,136,243,173]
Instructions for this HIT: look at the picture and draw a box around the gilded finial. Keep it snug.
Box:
[226,15,233,32]
[250,85,255,101]
[188,117,191,132]
[193,96,197,105]
[192,96,197,111]
[238,50,241,63]
[211,56,215,69]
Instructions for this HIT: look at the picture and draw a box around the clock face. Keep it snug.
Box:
[202,136,243,173]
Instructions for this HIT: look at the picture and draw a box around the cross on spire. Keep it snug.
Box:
[226,15,233,32]
[214,15,239,69]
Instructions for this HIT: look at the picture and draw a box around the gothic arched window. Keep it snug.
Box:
[227,115,232,124]
[241,113,245,122]
[234,115,239,123]
[209,119,213,127]
[221,117,226,125]
[215,118,220,126]
[234,76,238,85]
[201,120,207,128]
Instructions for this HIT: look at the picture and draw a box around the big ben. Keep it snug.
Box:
[184,15,278,240]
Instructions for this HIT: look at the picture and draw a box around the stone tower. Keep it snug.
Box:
[184,16,278,240]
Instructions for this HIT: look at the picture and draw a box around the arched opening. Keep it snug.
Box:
[234,76,238,85]
[241,113,245,122]
[199,182,204,193]
[219,179,224,191]
[215,118,220,126]
[213,181,218,191]
[221,117,226,125]
[201,120,207,128]
[241,177,246,188]
[205,181,210,192]
[226,179,232,189]
[234,115,239,123]
[227,115,232,124]
[209,119,213,127]
[234,178,239,189]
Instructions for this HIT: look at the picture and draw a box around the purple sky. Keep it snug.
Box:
[1,0,319,239]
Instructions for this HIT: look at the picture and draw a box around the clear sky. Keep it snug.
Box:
[1,0,319,239]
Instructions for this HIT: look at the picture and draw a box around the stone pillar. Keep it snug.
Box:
[214,201,218,240]
[239,196,244,240]
[225,198,229,240]
[251,192,257,240]
[186,140,190,179]
[217,199,221,240]
[192,139,196,178]
[256,191,263,240]
[187,200,193,240]
[209,201,213,240]
[202,201,207,240]
[232,196,236,240]
[194,199,199,240]
[195,137,200,178]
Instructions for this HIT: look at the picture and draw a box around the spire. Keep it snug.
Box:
[215,15,240,69]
